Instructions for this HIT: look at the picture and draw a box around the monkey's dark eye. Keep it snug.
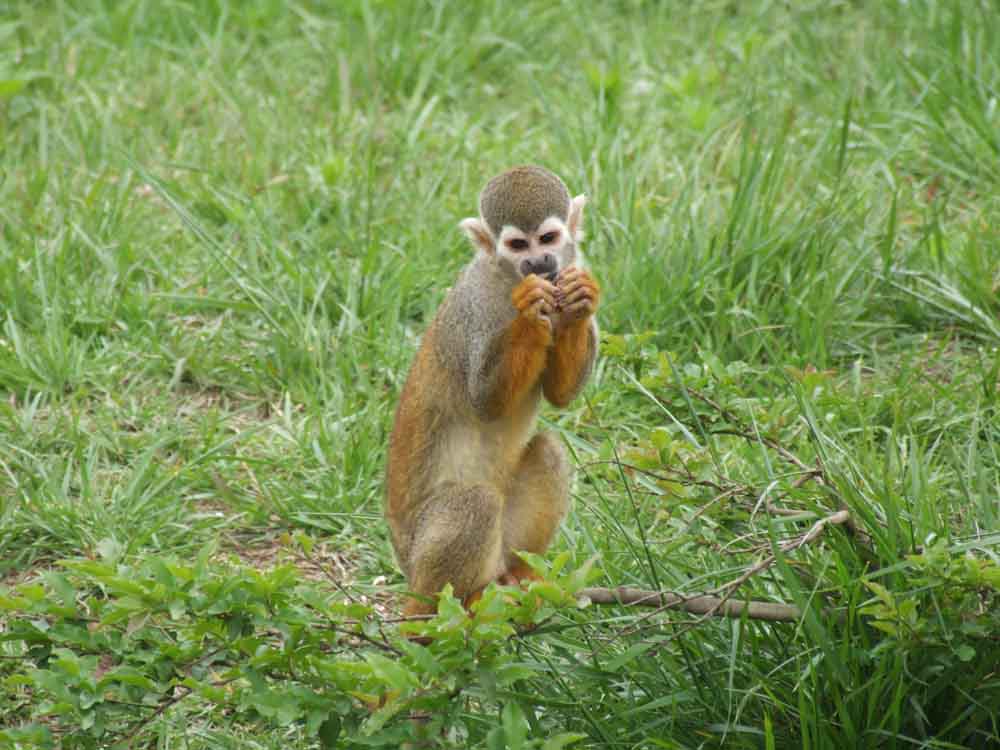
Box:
[540,231,559,245]
[508,238,530,251]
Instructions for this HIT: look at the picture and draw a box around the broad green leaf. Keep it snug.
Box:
[318,715,341,747]
[604,641,656,671]
[542,733,587,750]
[97,667,158,692]
[42,572,77,609]
[16,584,46,602]
[956,644,976,662]
[863,581,894,607]
[502,701,528,750]
[364,653,416,692]
[0,79,26,98]
[487,726,505,750]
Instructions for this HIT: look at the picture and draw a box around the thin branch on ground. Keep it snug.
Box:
[581,459,746,496]
[701,509,852,621]
[678,387,877,560]
[578,586,802,621]
[579,510,855,628]
[685,388,821,475]
[124,685,193,747]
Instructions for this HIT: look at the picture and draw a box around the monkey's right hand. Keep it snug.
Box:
[512,274,558,338]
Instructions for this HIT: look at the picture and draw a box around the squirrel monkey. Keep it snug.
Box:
[386,165,600,617]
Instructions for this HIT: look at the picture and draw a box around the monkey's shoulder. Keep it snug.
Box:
[437,259,516,336]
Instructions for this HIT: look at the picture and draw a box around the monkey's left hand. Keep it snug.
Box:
[554,267,600,327]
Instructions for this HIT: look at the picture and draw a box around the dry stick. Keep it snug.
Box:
[122,643,234,746]
[762,470,822,517]
[694,509,851,622]
[686,388,877,558]
[686,387,820,473]
[581,459,743,496]
[577,586,801,622]
[568,394,869,627]
[713,509,851,597]
[709,427,818,477]
[578,510,854,625]
[125,686,193,747]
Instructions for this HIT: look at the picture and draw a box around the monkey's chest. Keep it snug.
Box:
[436,408,536,490]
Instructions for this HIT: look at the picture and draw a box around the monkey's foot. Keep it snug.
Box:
[462,567,543,616]
[504,561,543,586]
[499,565,546,634]
[462,586,486,611]
[497,572,519,587]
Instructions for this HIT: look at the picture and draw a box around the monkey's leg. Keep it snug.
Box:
[503,432,571,583]
[404,483,505,617]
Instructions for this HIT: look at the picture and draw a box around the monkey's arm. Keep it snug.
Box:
[543,268,599,408]
[543,318,597,407]
[468,276,555,420]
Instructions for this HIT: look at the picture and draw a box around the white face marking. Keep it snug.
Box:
[459,195,587,276]
[496,217,578,279]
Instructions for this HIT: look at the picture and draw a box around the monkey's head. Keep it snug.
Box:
[460,165,586,282]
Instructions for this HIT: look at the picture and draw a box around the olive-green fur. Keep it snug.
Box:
[479,165,570,236]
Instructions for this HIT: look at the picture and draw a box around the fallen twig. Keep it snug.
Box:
[125,685,193,747]
[588,510,855,631]
[711,509,852,601]
[676,388,878,563]
[578,586,801,622]
[685,388,821,475]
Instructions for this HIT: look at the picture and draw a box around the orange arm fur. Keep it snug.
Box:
[481,315,552,419]
[543,318,596,407]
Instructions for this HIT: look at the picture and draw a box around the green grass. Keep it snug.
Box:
[2,0,999,747]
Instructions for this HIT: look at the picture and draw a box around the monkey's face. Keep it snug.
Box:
[494,216,578,282]
[460,181,587,285]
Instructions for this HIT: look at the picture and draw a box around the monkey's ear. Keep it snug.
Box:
[568,194,587,242]
[459,217,495,254]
